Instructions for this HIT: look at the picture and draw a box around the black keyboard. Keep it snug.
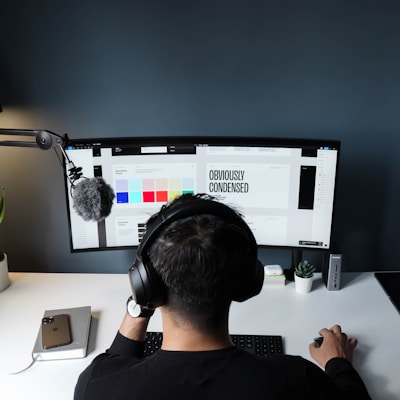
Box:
[230,334,284,356]
[144,332,284,357]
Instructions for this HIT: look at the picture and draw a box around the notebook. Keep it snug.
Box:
[32,306,92,360]
[375,272,400,314]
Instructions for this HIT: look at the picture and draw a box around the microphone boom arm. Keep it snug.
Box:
[0,128,81,183]
[0,129,67,150]
[0,128,115,222]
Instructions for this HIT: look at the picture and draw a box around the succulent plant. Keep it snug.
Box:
[295,260,315,279]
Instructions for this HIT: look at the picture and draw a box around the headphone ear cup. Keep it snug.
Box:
[231,259,264,302]
[129,257,166,308]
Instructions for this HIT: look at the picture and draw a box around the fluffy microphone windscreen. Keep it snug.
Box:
[72,177,115,222]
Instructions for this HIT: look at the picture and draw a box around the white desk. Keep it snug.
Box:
[0,272,399,400]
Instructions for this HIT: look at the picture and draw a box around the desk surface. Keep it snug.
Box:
[1,272,399,400]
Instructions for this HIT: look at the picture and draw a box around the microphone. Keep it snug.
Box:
[72,177,115,222]
[60,146,115,222]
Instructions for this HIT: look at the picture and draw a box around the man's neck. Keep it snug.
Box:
[160,309,232,352]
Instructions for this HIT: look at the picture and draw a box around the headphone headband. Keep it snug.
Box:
[138,198,255,258]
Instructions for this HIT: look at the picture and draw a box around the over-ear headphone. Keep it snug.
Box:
[128,197,264,308]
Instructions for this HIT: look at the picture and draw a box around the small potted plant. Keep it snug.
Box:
[294,260,315,293]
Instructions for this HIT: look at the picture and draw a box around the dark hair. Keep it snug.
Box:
[147,194,254,330]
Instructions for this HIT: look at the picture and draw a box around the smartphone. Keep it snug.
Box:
[41,314,72,349]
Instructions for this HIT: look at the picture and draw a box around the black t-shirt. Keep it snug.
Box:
[74,332,371,400]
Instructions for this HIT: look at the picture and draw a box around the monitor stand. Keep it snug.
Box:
[284,249,302,281]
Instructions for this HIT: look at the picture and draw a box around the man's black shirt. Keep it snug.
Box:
[75,332,371,400]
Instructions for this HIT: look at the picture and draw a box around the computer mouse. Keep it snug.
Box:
[314,337,324,348]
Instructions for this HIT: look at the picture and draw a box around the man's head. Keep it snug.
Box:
[129,193,264,329]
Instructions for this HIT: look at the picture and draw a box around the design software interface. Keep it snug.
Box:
[65,137,339,252]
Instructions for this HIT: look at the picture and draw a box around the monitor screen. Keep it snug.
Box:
[64,136,340,252]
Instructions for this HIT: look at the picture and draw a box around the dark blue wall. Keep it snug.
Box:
[1,0,399,273]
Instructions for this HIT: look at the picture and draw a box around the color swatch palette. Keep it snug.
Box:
[115,177,195,204]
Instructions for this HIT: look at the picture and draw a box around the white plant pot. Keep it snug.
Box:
[0,252,10,292]
[294,274,313,294]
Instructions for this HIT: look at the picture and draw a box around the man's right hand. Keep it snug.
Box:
[309,324,358,368]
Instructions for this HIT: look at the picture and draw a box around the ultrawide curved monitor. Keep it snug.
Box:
[64,136,340,252]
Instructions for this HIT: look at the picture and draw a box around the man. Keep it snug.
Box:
[75,193,371,399]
